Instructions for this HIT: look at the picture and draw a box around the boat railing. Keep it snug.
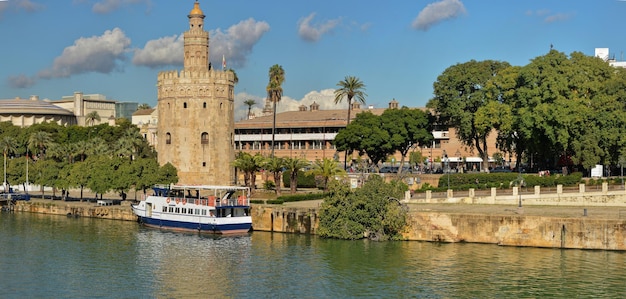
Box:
[164,195,250,207]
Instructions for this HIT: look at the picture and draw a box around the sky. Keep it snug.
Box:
[2,0,626,121]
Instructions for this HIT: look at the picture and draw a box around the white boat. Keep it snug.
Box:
[131,184,252,234]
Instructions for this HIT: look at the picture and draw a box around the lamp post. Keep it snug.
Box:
[443,150,450,190]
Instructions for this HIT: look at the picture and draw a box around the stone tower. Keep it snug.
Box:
[156,1,236,185]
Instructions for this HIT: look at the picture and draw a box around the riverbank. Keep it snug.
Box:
[9,191,626,250]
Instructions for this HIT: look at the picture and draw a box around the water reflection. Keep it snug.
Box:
[1,213,625,298]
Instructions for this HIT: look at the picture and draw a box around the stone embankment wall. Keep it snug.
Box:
[251,205,626,250]
[13,201,136,221]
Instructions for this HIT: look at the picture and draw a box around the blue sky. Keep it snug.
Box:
[1,0,626,120]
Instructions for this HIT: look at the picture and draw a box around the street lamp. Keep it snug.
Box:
[443,150,450,190]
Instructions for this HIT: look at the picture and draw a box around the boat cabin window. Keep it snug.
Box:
[175,207,180,213]
[201,209,207,216]
[162,206,167,212]
[188,209,193,215]
[181,208,187,214]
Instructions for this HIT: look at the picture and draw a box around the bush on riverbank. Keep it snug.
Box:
[318,176,408,241]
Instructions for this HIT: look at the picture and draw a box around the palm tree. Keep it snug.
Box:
[284,157,309,194]
[137,103,151,110]
[244,99,256,120]
[266,64,285,157]
[85,111,101,126]
[334,76,367,169]
[231,152,263,193]
[263,156,285,196]
[307,158,346,192]
[0,136,17,191]
[28,131,53,161]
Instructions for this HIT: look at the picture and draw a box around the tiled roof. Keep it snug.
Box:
[235,107,386,128]
[132,108,155,116]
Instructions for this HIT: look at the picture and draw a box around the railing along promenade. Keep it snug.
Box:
[410,182,626,207]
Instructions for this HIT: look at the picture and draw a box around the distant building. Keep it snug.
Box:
[0,95,76,128]
[132,108,158,148]
[51,92,117,126]
[156,2,236,185]
[116,102,139,120]
[595,47,626,68]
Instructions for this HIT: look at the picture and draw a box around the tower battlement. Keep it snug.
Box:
[157,69,235,81]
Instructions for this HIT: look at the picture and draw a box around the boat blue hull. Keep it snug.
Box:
[138,216,252,235]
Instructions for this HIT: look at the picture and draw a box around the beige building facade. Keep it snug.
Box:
[156,2,236,185]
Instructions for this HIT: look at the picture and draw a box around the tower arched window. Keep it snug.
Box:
[201,132,209,145]
[166,132,172,145]
[184,102,187,108]
[203,102,207,108]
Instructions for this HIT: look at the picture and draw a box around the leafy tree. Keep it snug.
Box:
[318,175,408,240]
[334,75,367,169]
[266,64,285,157]
[428,59,511,171]
[381,107,433,173]
[283,157,309,193]
[334,111,393,169]
[307,158,346,191]
[262,156,286,196]
[156,162,178,185]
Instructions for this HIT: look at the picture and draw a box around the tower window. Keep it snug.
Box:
[201,132,209,144]
[202,162,206,167]
[184,102,187,108]
[166,133,172,145]
[203,102,207,108]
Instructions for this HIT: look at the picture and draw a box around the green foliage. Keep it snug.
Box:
[318,176,408,241]
[265,199,284,205]
[263,180,275,191]
[249,199,265,204]
[306,158,346,191]
[282,170,317,188]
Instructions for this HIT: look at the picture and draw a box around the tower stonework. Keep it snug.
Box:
[157,1,235,185]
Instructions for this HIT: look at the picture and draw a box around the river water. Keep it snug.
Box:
[1,212,625,298]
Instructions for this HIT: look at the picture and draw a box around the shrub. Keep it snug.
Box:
[265,199,284,205]
[250,199,265,204]
[277,192,328,202]
[263,180,275,191]
[282,170,317,188]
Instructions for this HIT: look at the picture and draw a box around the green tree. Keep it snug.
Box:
[318,175,408,240]
[28,131,53,161]
[266,64,285,157]
[232,152,264,193]
[334,111,393,169]
[263,156,286,196]
[334,75,367,169]
[381,107,433,174]
[1,136,17,190]
[283,157,309,194]
[85,111,101,127]
[307,158,346,191]
[428,60,511,172]
[137,103,151,110]
[243,99,256,120]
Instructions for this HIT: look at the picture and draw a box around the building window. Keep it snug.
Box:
[201,132,209,144]
[202,162,206,167]
[166,133,171,145]
[184,102,187,108]
[203,102,207,108]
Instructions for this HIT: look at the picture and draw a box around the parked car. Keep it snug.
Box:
[0,192,31,201]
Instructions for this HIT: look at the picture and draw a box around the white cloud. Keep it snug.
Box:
[297,13,340,42]
[132,18,269,70]
[91,0,151,14]
[0,0,44,18]
[210,18,270,69]
[526,10,573,23]
[234,89,347,121]
[38,27,131,79]
[132,35,183,68]
[412,0,466,31]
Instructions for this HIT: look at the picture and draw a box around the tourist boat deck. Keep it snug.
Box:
[131,184,252,234]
